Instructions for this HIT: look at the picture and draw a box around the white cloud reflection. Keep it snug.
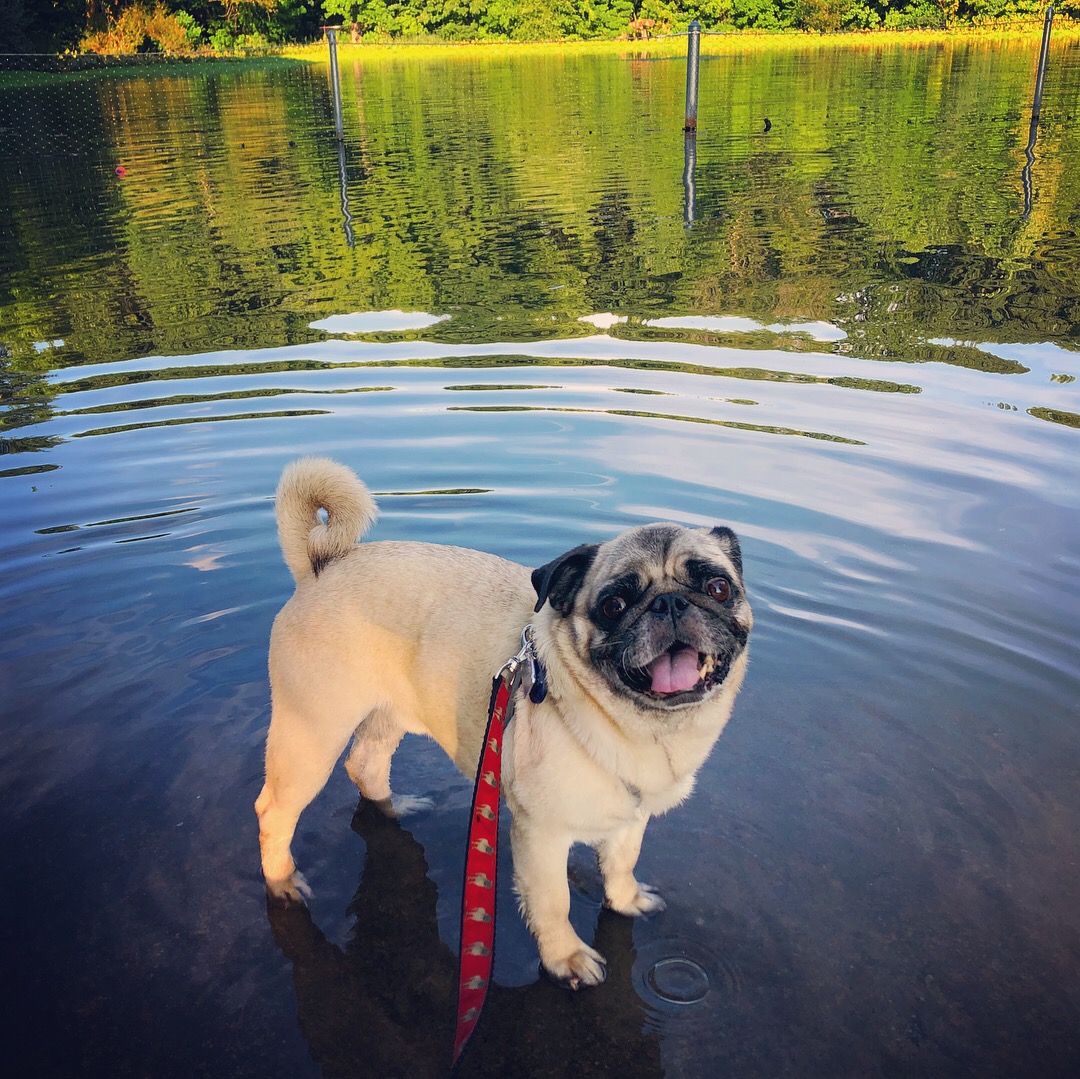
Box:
[310,311,450,334]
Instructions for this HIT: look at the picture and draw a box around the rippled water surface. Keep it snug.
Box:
[2,39,1079,1078]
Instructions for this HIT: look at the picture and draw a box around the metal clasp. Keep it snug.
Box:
[496,624,546,704]
[497,625,533,684]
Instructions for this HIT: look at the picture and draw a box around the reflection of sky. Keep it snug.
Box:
[586,424,988,552]
[32,314,1080,572]
[181,545,228,573]
[309,310,450,333]
[930,338,1080,384]
[644,316,848,342]
[578,313,627,329]
[46,335,1079,492]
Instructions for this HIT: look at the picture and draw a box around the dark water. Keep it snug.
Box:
[1,40,1079,1078]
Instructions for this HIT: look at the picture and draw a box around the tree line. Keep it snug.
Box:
[0,0,1067,55]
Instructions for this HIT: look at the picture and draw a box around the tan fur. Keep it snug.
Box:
[256,457,751,988]
[275,456,378,584]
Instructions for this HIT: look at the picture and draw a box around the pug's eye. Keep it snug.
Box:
[705,577,731,602]
[601,595,628,620]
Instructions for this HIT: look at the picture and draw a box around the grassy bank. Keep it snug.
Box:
[280,24,1079,63]
[2,21,1073,78]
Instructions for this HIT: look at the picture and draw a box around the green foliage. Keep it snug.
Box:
[962,0,1041,20]
[0,0,1060,54]
[726,0,801,30]
[796,0,885,30]
[882,0,945,28]
[174,10,206,43]
[840,0,880,28]
[209,23,238,47]
[320,0,362,25]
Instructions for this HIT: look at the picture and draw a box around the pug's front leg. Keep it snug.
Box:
[511,820,606,989]
[597,813,666,917]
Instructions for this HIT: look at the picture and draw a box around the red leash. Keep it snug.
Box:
[452,627,545,1067]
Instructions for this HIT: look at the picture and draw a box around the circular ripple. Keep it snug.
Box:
[646,957,710,1004]
[633,935,741,1017]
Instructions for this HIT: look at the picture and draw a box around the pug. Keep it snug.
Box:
[256,458,752,988]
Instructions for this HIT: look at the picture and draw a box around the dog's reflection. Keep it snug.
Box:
[267,801,663,1078]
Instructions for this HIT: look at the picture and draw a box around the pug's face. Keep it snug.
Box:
[533,523,752,711]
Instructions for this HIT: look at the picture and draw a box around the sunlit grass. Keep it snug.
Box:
[282,24,1080,64]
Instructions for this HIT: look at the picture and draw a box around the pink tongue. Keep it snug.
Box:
[648,648,701,694]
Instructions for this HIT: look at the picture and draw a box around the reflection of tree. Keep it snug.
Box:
[267,800,663,1079]
[2,38,1079,407]
[450,402,867,444]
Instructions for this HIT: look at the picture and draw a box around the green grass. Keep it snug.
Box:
[280,24,1080,64]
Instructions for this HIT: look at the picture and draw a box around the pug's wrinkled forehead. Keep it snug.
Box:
[591,523,743,588]
[532,522,744,616]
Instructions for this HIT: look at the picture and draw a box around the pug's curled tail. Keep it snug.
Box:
[275,457,378,584]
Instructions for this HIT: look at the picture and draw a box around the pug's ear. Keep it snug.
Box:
[710,526,743,577]
[532,543,600,614]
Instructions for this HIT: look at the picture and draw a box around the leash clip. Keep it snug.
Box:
[498,624,547,705]
[498,625,533,685]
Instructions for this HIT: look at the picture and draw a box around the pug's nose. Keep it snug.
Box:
[649,593,689,619]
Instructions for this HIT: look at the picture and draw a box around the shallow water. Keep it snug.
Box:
[1,41,1079,1077]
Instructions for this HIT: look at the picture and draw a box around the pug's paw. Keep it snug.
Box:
[265,870,312,906]
[606,882,666,917]
[542,943,608,990]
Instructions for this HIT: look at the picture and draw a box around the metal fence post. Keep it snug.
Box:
[684,20,701,132]
[326,25,345,142]
[1032,6,1054,123]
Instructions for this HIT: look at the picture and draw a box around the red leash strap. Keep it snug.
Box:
[452,631,535,1067]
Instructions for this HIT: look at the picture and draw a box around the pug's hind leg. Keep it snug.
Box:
[257,705,354,905]
[344,710,433,817]
[344,708,402,804]
[598,813,666,917]
[512,820,606,989]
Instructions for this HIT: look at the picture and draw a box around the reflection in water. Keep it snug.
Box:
[310,311,452,333]
[56,384,395,417]
[1028,404,1080,429]
[268,801,662,1078]
[1022,8,1055,219]
[2,41,1080,372]
[644,316,847,343]
[449,403,867,445]
[578,313,628,330]
[34,506,197,536]
[71,408,331,439]
[323,28,355,247]
[682,132,696,227]
[337,138,354,247]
